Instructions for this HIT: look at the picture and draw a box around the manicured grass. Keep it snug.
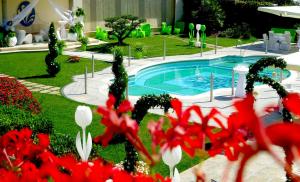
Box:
[88,34,257,57]
[0,52,110,87]
[87,35,212,58]
[206,36,257,47]
[33,92,208,176]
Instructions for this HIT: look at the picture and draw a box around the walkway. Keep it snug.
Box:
[0,73,61,96]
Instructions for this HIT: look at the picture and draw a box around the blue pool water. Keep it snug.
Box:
[128,56,290,96]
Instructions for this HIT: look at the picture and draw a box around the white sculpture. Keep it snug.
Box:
[162,145,182,180]
[16,30,26,45]
[195,24,201,47]
[75,106,93,162]
[68,32,77,41]
[234,64,249,98]
[34,34,43,43]
[23,34,33,44]
[58,20,68,40]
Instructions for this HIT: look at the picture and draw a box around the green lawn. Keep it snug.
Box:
[87,35,212,58]
[87,34,257,57]
[0,52,110,87]
[33,93,208,176]
[206,36,257,47]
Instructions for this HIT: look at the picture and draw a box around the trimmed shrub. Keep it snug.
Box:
[183,0,225,34]
[45,22,60,77]
[0,105,52,136]
[50,132,77,156]
[0,77,41,114]
[220,1,298,37]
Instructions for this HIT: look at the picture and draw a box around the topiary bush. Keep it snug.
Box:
[0,77,41,114]
[45,22,60,77]
[0,105,52,136]
[109,47,128,108]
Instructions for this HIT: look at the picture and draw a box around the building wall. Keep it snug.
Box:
[82,0,175,32]
[4,0,70,33]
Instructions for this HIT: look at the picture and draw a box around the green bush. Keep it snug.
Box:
[57,40,66,55]
[0,105,53,136]
[183,0,225,34]
[220,23,251,39]
[69,26,77,34]
[45,23,60,77]
[220,1,298,36]
[134,44,144,59]
[50,132,77,156]
[79,37,89,51]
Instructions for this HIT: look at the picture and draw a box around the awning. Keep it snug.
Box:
[258,6,300,19]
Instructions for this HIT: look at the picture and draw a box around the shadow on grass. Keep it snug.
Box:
[19,74,52,79]
[86,42,130,53]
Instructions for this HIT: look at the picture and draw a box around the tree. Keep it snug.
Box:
[183,0,225,33]
[105,15,145,45]
[45,23,60,77]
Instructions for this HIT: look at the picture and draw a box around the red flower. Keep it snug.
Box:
[283,93,300,117]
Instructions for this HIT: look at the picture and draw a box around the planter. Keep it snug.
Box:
[81,45,87,51]
[68,33,77,42]
[8,37,17,47]
[134,52,143,59]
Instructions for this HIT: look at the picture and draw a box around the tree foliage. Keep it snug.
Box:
[105,15,145,45]
[183,0,225,33]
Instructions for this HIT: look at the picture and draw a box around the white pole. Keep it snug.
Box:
[92,54,95,78]
[200,41,203,57]
[163,39,166,60]
[215,34,218,54]
[265,39,268,54]
[210,73,214,102]
[126,85,129,100]
[128,45,131,66]
[232,69,235,96]
[280,69,283,83]
[84,66,87,94]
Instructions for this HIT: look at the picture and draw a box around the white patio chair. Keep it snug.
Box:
[268,31,279,51]
[280,31,291,51]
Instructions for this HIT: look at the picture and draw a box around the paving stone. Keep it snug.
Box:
[30,88,43,92]
[39,90,52,94]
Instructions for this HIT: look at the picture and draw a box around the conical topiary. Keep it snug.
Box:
[45,22,60,77]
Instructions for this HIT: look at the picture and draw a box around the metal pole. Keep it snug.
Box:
[239,40,242,56]
[232,69,235,96]
[215,34,218,54]
[84,66,87,94]
[201,42,203,57]
[92,54,95,78]
[265,39,268,54]
[163,39,166,60]
[210,73,214,102]
[280,69,283,83]
[126,86,129,100]
[128,45,131,66]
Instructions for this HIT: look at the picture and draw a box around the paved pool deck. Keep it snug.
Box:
[62,42,300,181]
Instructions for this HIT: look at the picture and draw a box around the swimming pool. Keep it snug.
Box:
[128,56,290,96]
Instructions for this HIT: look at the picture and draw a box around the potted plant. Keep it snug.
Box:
[68,26,77,41]
[79,37,89,51]
[57,40,66,55]
[7,31,17,47]
[75,7,85,23]
[134,44,144,59]
[75,22,84,39]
